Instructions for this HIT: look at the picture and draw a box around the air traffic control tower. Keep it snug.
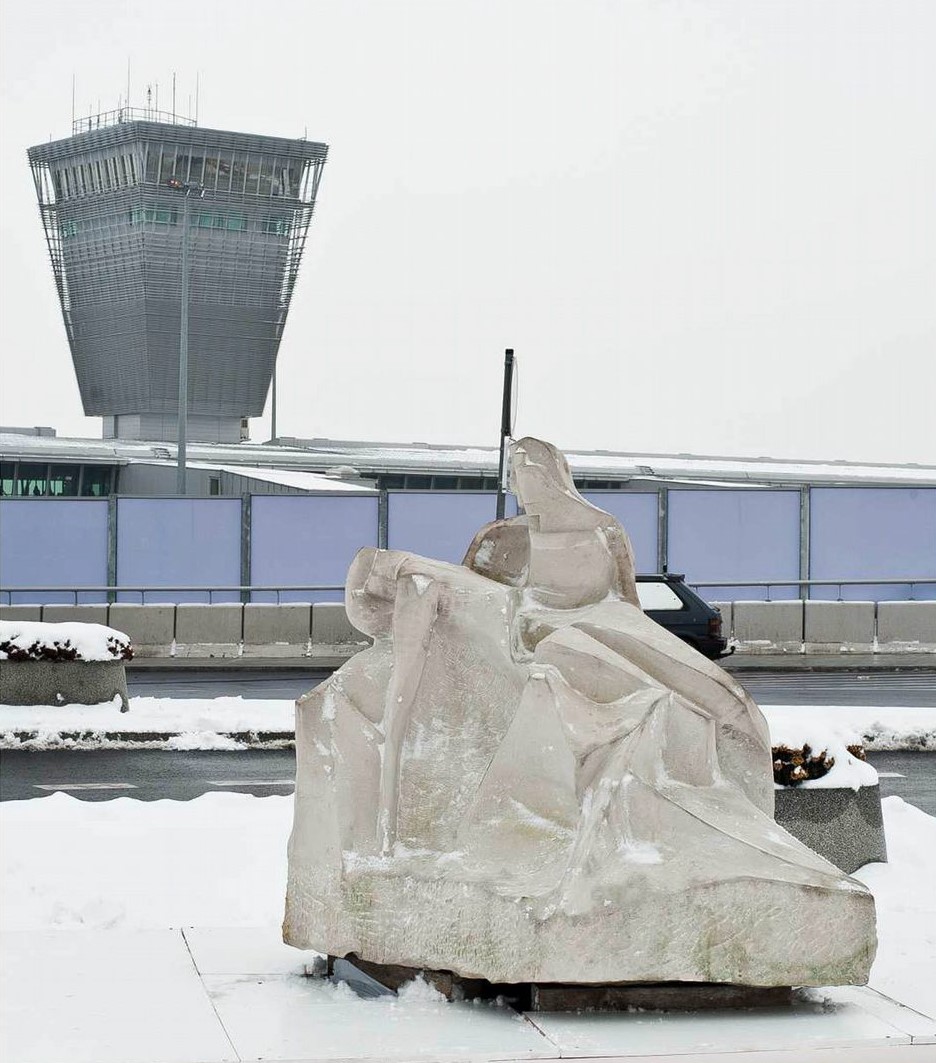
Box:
[28,109,327,443]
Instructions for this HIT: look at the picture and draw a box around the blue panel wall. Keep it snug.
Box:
[668,489,801,600]
[387,492,518,566]
[583,492,658,573]
[116,498,242,603]
[0,499,109,604]
[810,488,936,600]
[250,495,379,602]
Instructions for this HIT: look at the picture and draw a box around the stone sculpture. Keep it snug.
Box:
[285,438,876,988]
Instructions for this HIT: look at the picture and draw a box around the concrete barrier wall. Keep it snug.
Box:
[804,601,875,653]
[106,604,176,657]
[733,601,804,653]
[877,602,936,651]
[0,602,372,663]
[3,600,934,658]
[726,599,936,654]
[243,604,311,658]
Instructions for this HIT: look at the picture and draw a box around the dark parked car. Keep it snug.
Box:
[635,573,731,660]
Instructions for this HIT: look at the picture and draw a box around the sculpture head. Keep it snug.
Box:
[463,436,640,609]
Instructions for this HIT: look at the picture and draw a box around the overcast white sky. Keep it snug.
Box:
[1,0,933,463]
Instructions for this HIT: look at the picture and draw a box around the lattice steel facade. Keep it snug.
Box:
[28,114,327,441]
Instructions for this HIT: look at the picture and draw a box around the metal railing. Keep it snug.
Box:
[685,577,936,601]
[2,578,935,606]
[0,585,344,605]
[72,107,197,135]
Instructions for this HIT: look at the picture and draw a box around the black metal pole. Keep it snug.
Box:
[495,348,514,520]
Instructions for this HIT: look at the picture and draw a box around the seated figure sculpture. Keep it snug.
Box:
[285,438,876,987]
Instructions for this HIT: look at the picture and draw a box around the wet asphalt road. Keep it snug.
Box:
[124,667,936,707]
[1,748,933,813]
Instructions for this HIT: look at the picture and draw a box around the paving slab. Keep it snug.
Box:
[0,929,236,1063]
[3,927,934,1063]
[523,986,918,1058]
[202,972,556,1061]
[184,924,322,975]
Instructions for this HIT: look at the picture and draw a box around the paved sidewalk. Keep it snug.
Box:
[723,654,936,672]
[2,926,934,1063]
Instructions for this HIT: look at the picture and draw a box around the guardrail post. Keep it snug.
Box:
[240,494,252,604]
[106,496,118,605]
[799,486,810,601]
[657,488,669,573]
[378,488,389,550]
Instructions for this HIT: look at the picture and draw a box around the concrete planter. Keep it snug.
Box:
[774,783,887,874]
[0,659,129,713]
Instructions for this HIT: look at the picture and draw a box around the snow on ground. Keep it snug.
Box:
[854,797,936,1019]
[0,792,291,932]
[2,696,934,751]
[762,704,936,752]
[1,790,933,1021]
[0,695,295,749]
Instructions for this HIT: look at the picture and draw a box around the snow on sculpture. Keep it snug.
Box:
[285,438,876,987]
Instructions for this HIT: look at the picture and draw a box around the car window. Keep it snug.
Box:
[636,582,685,611]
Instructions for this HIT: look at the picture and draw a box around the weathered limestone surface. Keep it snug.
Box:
[285,438,876,987]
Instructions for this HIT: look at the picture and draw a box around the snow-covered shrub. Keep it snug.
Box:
[0,621,133,663]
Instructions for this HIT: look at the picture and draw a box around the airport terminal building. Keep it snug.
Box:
[4,109,934,606]
[1,426,934,605]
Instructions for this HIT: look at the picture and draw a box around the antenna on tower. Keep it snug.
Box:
[71,74,76,127]
[195,72,200,124]
[172,72,176,120]
[126,57,131,113]
[155,80,159,113]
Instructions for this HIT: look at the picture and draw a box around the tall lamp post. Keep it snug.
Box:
[166,177,205,495]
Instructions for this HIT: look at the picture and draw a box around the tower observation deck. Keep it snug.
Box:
[28,110,328,443]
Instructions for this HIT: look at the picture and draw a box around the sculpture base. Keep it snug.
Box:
[286,860,875,987]
[330,955,793,1011]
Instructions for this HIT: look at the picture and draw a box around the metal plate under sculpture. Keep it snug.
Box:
[285,438,876,987]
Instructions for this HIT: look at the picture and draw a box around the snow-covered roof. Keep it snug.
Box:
[166,461,377,494]
[2,431,934,487]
